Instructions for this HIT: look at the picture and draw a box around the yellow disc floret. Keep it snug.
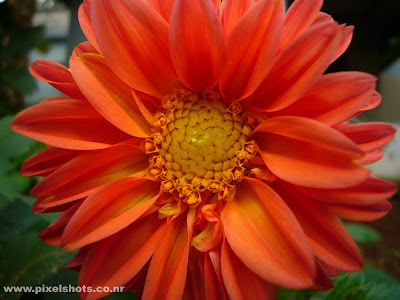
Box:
[146,90,256,207]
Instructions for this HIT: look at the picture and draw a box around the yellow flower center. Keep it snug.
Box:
[146,91,256,210]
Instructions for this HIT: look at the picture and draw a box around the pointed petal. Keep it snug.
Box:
[31,143,148,210]
[142,210,195,300]
[296,176,397,207]
[204,252,228,300]
[270,72,377,126]
[254,116,369,189]
[148,0,176,22]
[221,0,254,37]
[72,41,98,57]
[336,122,396,152]
[90,0,176,97]
[20,148,79,176]
[327,201,392,222]
[312,259,335,290]
[79,213,167,300]
[221,238,277,300]
[279,0,323,51]
[38,201,82,245]
[70,54,152,137]
[11,98,130,150]
[30,60,86,100]
[332,25,353,62]
[62,177,161,250]
[357,149,383,165]
[132,90,159,129]
[360,91,381,111]
[220,0,284,100]
[65,246,91,271]
[275,182,363,271]
[253,22,342,111]
[170,0,227,91]
[223,178,316,289]
[78,3,101,54]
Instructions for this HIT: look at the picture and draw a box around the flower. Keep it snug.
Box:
[11,0,397,299]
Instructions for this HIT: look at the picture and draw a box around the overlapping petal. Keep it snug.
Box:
[270,72,377,125]
[223,178,316,289]
[254,116,369,188]
[170,0,227,91]
[221,0,254,37]
[274,182,363,271]
[142,210,195,300]
[219,0,284,100]
[31,142,147,211]
[11,98,130,150]
[78,3,101,54]
[62,177,161,250]
[253,22,342,111]
[221,238,277,299]
[79,213,167,300]
[70,53,153,137]
[296,176,397,207]
[89,0,176,97]
[148,0,176,22]
[20,147,79,176]
[30,60,86,100]
[279,0,323,51]
[327,201,392,222]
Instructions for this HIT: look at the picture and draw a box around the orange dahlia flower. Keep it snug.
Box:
[11,0,397,299]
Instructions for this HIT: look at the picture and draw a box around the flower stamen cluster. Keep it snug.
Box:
[146,90,256,210]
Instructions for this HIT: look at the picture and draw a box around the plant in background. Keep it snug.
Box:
[10,0,397,299]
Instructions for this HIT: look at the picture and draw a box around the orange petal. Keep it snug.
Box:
[11,98,130,150]
[142,210,195,300]
[204,252,228,300]
[336,122,396,152]
[79,213,167,300]
[221,238,277,300]
[30,60,86,100]
[20,148,79,176]
[72,41,98,57]
[253,22,341,111]
[360,91,381,111]
[70,54,152,137]
[31,143,148,210]
[254,116,369,189]
[312,259,335,291]
[332,25,354,62]
[279,0,323,51]
[296,175,397,207]
[223,178,316,289]
[65,246,91,271]
[220,0,284,100]
[327,201,392,222]
[148,0,176,22]
[192,203,223,252]
[61,177,161,250]
[38,201,82,245]
[270,72,376,126]
[356,149,384,165]
[274,182,363,271]
[132,90,159,129]
[169,0,227,91]
[221,0,254,37]
[78,3,101,54]
[89,0,176,97]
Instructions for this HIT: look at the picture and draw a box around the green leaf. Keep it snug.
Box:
[343,222,381,243]
[0,235,74,300]
[352,283,400,300]
[362,264,398,284]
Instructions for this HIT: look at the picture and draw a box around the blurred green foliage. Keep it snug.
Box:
[0,0,46,117]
